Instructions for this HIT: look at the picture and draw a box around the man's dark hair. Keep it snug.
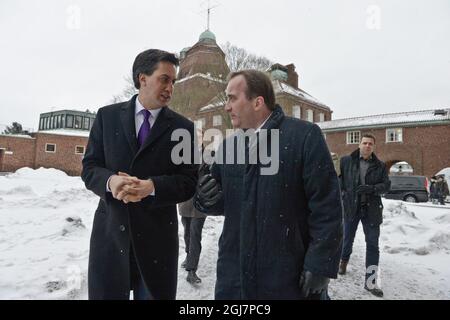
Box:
[361,133,376,144]
[227,70,276,111]
[132,49,179,89]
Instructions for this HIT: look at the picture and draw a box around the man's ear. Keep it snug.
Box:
[139,74,146,88]
[254,96,265,111]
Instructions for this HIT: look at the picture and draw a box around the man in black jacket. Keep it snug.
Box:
[338,134,390,297]
[195,70,343,300]
[82,49,198,300]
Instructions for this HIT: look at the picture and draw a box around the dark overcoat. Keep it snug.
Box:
[200,106,343,299]
[339,149,391,225]
[82,95,198,300]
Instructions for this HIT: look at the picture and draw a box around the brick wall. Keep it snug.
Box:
[34,133,88,176]
[323,124,450,177]
[0,135,36,172]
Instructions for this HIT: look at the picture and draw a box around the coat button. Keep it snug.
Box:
[120,225,126,232]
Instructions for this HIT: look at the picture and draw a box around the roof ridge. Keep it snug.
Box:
[332,108,450,122]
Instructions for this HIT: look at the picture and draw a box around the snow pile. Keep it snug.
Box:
[0,168,96,300]
[381,201,450,255]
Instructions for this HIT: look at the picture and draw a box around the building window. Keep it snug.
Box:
[307,110,314,122]
[61,115,65,128]
[66,115,74,128]
[45,143,56,153]
[213,115,222,127]
[83,117,90,130]
[292,106,301,119]
[75,145,85,155]
[45,117,50,130]
[319,113,325,122]
[386,128,403,143]
[195,118,206,129]
[89,118,94,130]
[74,116,82,129]
[346,131,361,144]
[39,118,44,130]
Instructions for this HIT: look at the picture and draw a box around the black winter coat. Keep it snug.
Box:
[178,163,208,219]
[82,95,198,300]
[199,106,343,300]
[339,149,391,225]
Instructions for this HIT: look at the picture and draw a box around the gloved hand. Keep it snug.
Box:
[299,270,330,298]
[194,174,222,209]
[356,184,375,194]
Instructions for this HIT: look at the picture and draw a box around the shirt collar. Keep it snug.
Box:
[135,96,163,119]
[255,112,273,133]
[360,153,373,161]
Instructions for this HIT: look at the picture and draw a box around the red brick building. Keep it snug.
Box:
[318,109,450,177]
[0,130,89,176]
[171,30,333,132]
[0,135,36,173]
[0,110,92,176]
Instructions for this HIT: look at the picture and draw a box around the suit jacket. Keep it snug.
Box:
[82,95,198,300]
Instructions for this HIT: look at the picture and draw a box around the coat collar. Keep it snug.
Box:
[261,104,285,130]
[351,148,380,164]
[120,94,175,156]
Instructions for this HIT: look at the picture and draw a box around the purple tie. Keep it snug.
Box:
[138,109,151,148]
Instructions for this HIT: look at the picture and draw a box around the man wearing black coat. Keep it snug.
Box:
[82,49,198,300]
[178,158,209,285]
[195,70,343,300]
[338,134,390,297]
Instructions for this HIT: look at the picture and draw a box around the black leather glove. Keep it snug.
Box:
[356,184,375,194]
[299,270,330,298]
[195,174,222,209]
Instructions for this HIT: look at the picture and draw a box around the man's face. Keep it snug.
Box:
[139,61,177,109]
[359,137,375,158]
[225,75,256,129]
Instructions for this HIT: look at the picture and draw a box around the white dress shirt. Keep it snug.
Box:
[134,96,162,135]
[255,112,273,133]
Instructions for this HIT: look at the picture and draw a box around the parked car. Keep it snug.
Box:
[383,175,429,203]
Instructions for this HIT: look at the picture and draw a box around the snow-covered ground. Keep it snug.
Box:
[0,168,449,300]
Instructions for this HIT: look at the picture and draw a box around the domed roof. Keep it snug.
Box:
[199,29,216,42]
[271,69,288,81]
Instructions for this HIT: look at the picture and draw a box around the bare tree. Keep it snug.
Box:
[221,42,274,72]
[110,75,138,103]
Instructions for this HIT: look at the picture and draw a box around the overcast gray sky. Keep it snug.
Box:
[0,0,449,131]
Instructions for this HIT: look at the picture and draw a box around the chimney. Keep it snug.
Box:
[285,63,299,89]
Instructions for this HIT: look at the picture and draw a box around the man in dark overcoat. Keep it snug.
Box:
[195,70,343,300]
[338,134,390,297]
[82,49,198,300]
